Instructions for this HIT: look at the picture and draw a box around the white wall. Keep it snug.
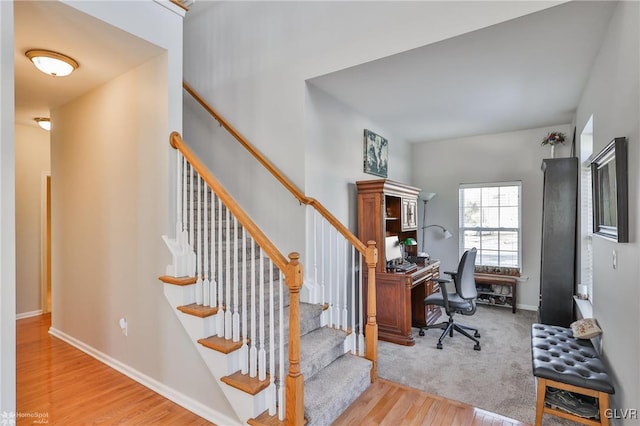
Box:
[46,2,236,423]
[183,1,564,266]
[51,53,235,423]
[305,84,411,234]
[0,0,15,415]
[574,1,639,419]
[411,124,572,310]
[15,124,50,316]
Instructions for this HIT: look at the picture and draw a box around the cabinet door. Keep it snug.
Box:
[402,198,418,231]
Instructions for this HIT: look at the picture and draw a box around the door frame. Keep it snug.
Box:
[40,172,51,314]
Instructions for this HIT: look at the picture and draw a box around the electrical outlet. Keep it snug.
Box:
[119,317,128,336]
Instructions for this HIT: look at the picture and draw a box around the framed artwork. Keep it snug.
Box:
[363,129,388,177]
[591,137,628,242]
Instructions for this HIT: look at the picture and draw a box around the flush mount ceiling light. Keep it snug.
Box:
[25,49,78,77]
[34,117,51,131]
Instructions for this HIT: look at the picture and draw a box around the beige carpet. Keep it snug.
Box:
[377,305,581,425]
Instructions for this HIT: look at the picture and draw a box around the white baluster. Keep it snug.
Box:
[181,156,187,235]
[278,270,285,421]
[313,211,318,304]
[203,186,210,307]
[195,175,203,305]
[189,164,194,249]
[210,192,217,308]
[249,239,257,378]
[328,226,333,327]
[225,205,232,340]
[350,245,355,353]
[232,217,240,342]
[175,151,182,239]
[321,219,325,307]
[258,251,266,381]
[240,227,248,374]
[268,260,276,415]
[216,197,224,337]
[358,253,365,356]
[335,231,341,329]
[342,239,348,332]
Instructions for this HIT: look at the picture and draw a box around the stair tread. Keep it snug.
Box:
[299,327,349,381]
[304,354,372,426]
[177,303,218,317]
[159,275,197,286]
[198,335,243,354]
[221,370,270,395]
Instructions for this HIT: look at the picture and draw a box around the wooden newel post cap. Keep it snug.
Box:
[170,131,181,149]
[366,241,378,264]
[288,252,300,263]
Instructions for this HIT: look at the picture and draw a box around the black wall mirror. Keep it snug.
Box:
[591,137,628,242]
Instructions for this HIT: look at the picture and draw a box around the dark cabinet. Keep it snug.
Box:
[539,158,578,327]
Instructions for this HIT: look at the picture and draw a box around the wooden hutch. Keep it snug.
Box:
[356,179,441,346]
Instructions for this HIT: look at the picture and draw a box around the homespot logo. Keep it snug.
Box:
[1,411,49,425]
[605,408,638,420]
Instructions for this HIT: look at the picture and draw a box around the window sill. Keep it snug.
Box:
[574,296,593,319]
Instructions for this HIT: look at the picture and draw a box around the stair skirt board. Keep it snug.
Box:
[47,327,242,426]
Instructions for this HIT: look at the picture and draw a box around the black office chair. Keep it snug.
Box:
[419,248,481,350]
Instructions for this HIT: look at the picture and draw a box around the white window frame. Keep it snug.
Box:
[459,181,522,270]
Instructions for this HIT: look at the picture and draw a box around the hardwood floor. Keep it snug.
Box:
[334,380,530,426]
[17,314,529,425]
[16,314,212,425]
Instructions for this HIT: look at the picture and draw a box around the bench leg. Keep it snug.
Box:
[535,378,547,426]
[598,392,610,426]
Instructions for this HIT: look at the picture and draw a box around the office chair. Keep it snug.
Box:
[419,248,481,350]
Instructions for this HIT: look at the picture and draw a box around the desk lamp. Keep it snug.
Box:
[402,237,418,260]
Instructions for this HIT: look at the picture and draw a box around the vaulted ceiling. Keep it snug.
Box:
[309,1,616,143]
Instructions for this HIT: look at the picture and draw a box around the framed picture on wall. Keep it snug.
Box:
[591,137,628,242]
[363,129,388,177]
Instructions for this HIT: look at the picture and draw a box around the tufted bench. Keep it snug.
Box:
[531,323,615,426]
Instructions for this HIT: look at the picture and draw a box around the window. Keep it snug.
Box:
[580,117,594,301]
[459,182,521,269]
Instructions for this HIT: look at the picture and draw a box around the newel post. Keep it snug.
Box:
[285,252,304,426]
[365,241,378,382]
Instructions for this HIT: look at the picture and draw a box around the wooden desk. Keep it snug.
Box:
[365,260,441,346]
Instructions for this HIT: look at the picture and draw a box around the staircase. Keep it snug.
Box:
[160,131,378,425]
[161,277,372,425]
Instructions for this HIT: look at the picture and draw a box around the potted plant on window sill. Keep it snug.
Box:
[541,131,566,158]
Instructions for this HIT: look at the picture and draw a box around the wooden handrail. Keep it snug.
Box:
[183,81,368,255]
[170,132,289,272]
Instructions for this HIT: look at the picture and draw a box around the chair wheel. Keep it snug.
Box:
[418,329,425,337]
[474,331,481,338]
[474,344,481,351]
[436,343,443,350]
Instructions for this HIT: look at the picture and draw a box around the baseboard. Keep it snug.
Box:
[48,327,241,426]
[16,310,43,320]
[517,303,538,312]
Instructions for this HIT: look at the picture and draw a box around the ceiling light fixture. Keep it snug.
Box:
[34,117,51,131]
[25,49,78,77]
